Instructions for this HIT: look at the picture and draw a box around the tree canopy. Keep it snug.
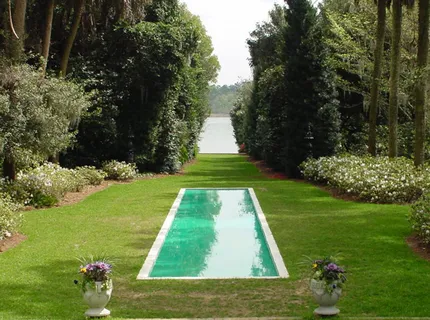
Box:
[0,0,220,177]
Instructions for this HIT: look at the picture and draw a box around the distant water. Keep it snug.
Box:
[199,117,238,154]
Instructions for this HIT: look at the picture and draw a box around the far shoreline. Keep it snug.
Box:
[209,113,231,118]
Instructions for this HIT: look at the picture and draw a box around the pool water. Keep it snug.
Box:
[146,189,283,278]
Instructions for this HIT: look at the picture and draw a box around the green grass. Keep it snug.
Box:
[0,154,429,319]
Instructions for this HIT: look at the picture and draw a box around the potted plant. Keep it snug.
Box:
[76,258,113,318]
[309,256,346,316]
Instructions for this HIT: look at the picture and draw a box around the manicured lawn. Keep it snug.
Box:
[0,154,429,319]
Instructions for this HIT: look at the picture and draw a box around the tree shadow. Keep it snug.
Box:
[0,259,86,319]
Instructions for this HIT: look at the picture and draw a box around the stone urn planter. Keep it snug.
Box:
[310,279,342,316]
[82,279,113,318]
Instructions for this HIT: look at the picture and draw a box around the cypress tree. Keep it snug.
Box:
[283,0,341,177]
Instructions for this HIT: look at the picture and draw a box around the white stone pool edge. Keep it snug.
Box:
[136,188,289,280]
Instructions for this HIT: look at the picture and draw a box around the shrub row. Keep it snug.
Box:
[301,155,430,245]
[409,195,430,245]
[0,160,138,238]
[101,160,137,181]
[0,192,23,240]
[300,155,430,204]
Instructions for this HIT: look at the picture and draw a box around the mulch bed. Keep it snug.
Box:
[0,233,27,253]
[248,157,288,180]
[58,180,116,206]
[407,235,430,262]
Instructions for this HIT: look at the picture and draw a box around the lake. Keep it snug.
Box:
[198,117,238,154]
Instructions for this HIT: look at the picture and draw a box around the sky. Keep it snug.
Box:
[181,0,322,85]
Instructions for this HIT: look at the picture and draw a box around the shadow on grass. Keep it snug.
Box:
[0,259,85,320]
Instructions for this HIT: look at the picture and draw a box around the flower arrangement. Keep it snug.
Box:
[76,257,114,317]
[310,257,346,294]
[77,258,113,292]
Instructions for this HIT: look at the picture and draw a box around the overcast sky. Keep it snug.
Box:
[181,0,322,85]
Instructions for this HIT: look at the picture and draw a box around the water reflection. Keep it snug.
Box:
[151,190,221,277]
[150,189,278,277]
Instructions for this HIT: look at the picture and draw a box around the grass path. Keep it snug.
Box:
[0,155,429,319]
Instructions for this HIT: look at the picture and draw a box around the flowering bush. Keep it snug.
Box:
[14,163,87,207]
[409,194,430,244]
[0,192,23,240]
[78,258,113,292]
[102,160,137,180]
[310,257,346,294]
[300,155,430,203]
[75,166,107,186]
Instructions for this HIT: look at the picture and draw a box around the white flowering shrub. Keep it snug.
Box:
[75,166,107,185]
[14,163,87,207]
[300,155,430,203]
[409,194,430,244]
[102,160,137,180]
[0,192,23,240]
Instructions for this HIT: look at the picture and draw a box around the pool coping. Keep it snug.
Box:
[137,188,289,280]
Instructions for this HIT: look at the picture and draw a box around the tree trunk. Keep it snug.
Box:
[388,0,402,158]
[9,0,27,61]
[2,156,16,180]
[414,0,430,166]
[368,0,387,156]
[59,0,85,77]
[42,0,55,75]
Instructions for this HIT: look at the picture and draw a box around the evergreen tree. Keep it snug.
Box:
[282,0,341,177]
[246,5,287,164]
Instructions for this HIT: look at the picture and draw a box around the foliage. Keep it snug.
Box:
[301,154,430,203]
[209,84,241,115]
[64,1,219,172]
[309,256,346,294]
[322,0,421,156]
[281,0,341,177]
[409,194,430,244]
[102,160,137,180]
[235,1,341,176]
[242,4,288,168]
[0,192,23,240]
[75,166,107,186]
[2,0,218,175]
[13,163,88,207]
[2,163,108,208]
[230,81,253,150]
[0,63,90,177]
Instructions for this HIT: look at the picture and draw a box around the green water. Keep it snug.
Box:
[150,189,278,278]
